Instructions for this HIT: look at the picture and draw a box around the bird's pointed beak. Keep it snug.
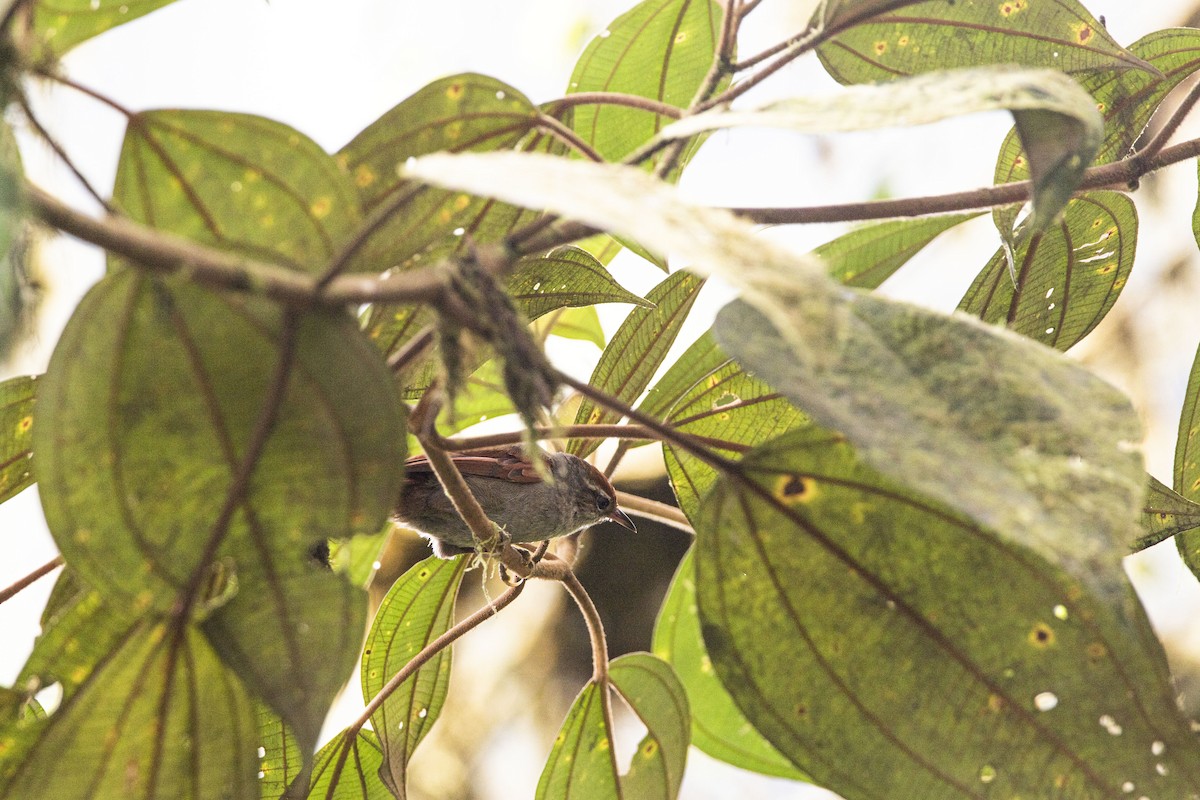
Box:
[608,508,637,532]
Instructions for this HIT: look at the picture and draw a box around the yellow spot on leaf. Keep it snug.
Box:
[16,415,31,434]
[445,121,464,140]
[674,31,688,44]
[1074,24,1093,44]
[774,474,817,504]
[986,693,1005,713]
[1095,263,1116,275]
[354,164,376,189]
[74,528,92,544]
[1028,622,1055,648]
[260,214,276,229]
[244,168,262,183]
[70,665,89,684]
[454,194,471,211]
[446,82,465,100]
[897,35,909,47]
[310,196,333,219]
[873,40,887,56]
[1086,641,1108,659]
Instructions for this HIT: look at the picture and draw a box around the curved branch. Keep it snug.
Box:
[544,92,685,120]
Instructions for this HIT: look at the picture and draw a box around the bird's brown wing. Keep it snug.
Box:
[403,446,544,485]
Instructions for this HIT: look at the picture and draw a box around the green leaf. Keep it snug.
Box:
[31,0,181,58]
[814,213,980,289]
[535,682,620,800]
[0,375,35,505]
[608,653,689,800]
[337,73,542,274]
[36,271,402,609]
[362,555,468,798]
[714,293,1145,576]
[308,728,390,800]
[534,305,607,349]
[255,702,304,800]
[1137,476,1200,552]
[114,110,360,273]
[994,28,1200,237]
[696,428,1200,799]
[17,573,139,704]
[653,552,804,780]
[0,620,259,800]
[959,192,1135,351]
[435,358,516,437]
[1175,337,1200,581]
[509,245,650,319]
[569,270,704,457]
[662,66,1102,239]
[816,0,1152,85]
[567,0,723,163]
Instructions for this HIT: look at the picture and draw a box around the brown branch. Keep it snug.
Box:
[0,556,64,606]
[562,570,609,683]
[434,423,657,451]
[544,92,685,120]
[536,113,606,162]
[16,94,115,213]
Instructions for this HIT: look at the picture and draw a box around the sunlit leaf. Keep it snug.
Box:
[31,0,181,58]
[308,728,390,800]
[114,110,360,273]
[662,66,1102,238]
[1175,338,1200,581]
[959,192,1135,351]
[994,28,1200,236]
[696,428,1200,799]
[337,73,542,274]
[0,620,258,800]
[814,213,980,289]
[256,702,303,800]
[0,375,35,505]
[508,245,650,319]
[714,293,1144,576]
[362,555,468,798]
[815,0,1152,85]
[567,0,723,163]
[609,653,689,800]
[535,682,619,800]
[1137,476,1200,552]
[533,305,607,350]
[569,270,704,457]
[653,552,805,780]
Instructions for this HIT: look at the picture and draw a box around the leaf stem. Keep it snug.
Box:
[0,555,64,606]
[561,569,609,683]
[15,93,115,213]
[545,92,684,120]
[535,113,606,162]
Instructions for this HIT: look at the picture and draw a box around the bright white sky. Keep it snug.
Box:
[3,2,1200,798]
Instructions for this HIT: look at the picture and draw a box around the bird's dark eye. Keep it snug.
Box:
[596,493,611,512]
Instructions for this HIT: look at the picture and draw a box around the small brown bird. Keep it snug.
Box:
[395,446,636,558]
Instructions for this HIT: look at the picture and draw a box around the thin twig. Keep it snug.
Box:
[387,327,437,374]
[536,114,606,162]
[0,556,65,606]
[434,423,657,451]
[33,69,137,119]
[1131,76,1200,166]
[545,92,684,120]
[16,94,115,213]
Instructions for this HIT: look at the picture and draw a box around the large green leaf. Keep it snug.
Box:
[362,555,468,798]
[815,213,980,289]
[959,192,1135,351]
[608,653,690,800]
[34,271,402,766]
[31,0,181,58]
[567,0,723,164]
[653,552,804,780]
[308,728,390,800]
[535,682,619,800]
[0,620,258,800]
[0,375,35,505]
[815,0,1151,85]
[337,73,542,275]
[113,110,360,273]
[696,429,1200,799]
[569,270,704,457]
[255,703,303,800]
